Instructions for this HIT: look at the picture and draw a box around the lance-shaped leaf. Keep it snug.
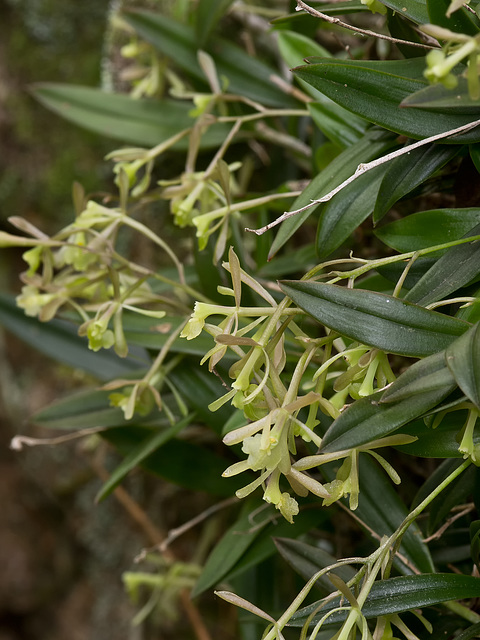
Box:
[404,222,480,306]
[446,321,480,408]
[373,143,459,223]
[293,58,480,142]
[402,77,480,114]
[96,414,194,502]
[316,164,387,259]
[319,381,454,453]
[379,0,429,25]
[375,208,480,253]
[280,281,470,358]
[381,350,456,404]
[31,84,230,148]
[289,574,480,627]
[394,408,475,458]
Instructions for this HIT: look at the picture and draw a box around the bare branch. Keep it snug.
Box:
[247,117,480,235]
[295,0,436,50]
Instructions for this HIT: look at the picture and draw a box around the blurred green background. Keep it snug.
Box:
[0,2,181,639]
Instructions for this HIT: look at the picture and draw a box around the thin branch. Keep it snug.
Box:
[423,503,474,543]
[247,116,480,235]
[135,497,238,561]
[295,0,435,50]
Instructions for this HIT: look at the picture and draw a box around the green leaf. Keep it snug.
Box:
[319,381,455,453]
[453,622,480,640]
[395,410,472,458]
[427,0,480,35]
[274,538,356,594]
[33,387,166,430]
[381,350,456,404]
[375,208,480,253]
[31,83,230,148]
[0,293,145,380]
[386,8,426,58]
[289,573,480,627]
[103,427,241,496]
[316,164,388,259]
[194,0,235,47]
[446,322,480,408]
[373,143,459,223]
[294,58,480,142]
[170,364,235,436]
[402,77,480,114]
[309,101,367,148]
[268,129,395,258]
[192,499,266,597]
[280,280,470,357]
[404,222,480,306]
[380,0,429,25]
[96,414,194,502]
[278,30,367,147]
[123,10,298,108]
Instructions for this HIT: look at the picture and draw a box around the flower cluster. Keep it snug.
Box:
[181,250,406,521]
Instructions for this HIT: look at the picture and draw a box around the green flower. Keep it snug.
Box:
[86,318,115,351]
[16,285,56,318]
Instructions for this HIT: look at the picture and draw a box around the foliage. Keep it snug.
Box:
[4,0,480,638]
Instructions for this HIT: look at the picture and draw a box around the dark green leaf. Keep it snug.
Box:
[317,164,387,259]
[123,10,298,108]
[375,208,480,253]
[96,414,194,502]
[309,101,367,148]
[103,427,241,496]
[280,280,470,357]
[395,410,472,458]
[427,0,480,35]
[381,351,455,404]
[373,143,459,223]
[268,129,395,258]
[446,321,480,408]
[471,143,480,172]
[404,222,480,305]
[34,387,166,430]
[0,293,145,380]
[31,83,230,148]
[380,0,429,25]
[294,58,480,142]
[402,77,480,114]
[386,8,426,58]
[320,381,454,453]
[274,538,356,594]
[289,574,480,627]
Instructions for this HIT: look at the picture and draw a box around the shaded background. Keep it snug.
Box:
[0,1,206,638]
